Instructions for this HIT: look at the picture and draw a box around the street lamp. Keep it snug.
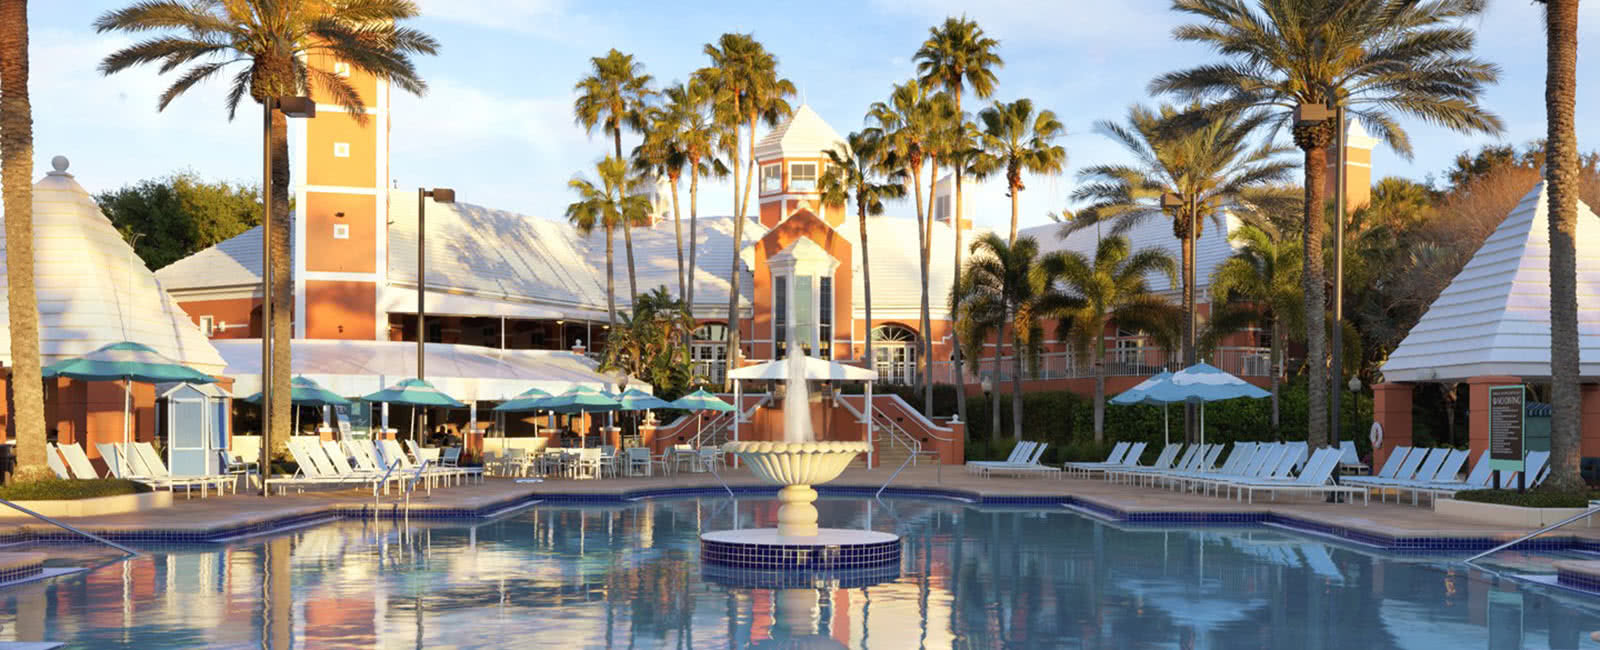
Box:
[259,95,314,497]
[1296,94,1346,445]
[416,187,455,439]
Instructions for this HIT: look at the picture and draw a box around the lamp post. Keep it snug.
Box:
[259,95,314,497]
[416,187,455,440]
[1295,96,1344,445]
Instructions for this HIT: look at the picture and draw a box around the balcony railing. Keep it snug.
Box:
[915,346,1275,386]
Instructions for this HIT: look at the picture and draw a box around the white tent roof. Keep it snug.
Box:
[728,355,877,381]
[753,104,846,160]
[1382,180,1600,382]
[211,339,636,402]
[0,157,226,374]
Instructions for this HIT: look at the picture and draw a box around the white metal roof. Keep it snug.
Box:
[0,157,226,374]
[1382,179,1600,382]
[153,224,275,292]
[728,354,877,381]
[211,338,631,401]
[1018,211,1245,297]
[753,105,846,161]
[843,216,965,321]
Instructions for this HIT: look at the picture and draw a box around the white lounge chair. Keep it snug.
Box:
[1337,440,1369,474]
[967,442,1037,474]
[1109,444,1201,485]
[1060,442,1128,477]
[45,443,72,479]
[980,443,1061,479]
[131,442,233,497]
[55,442,102,480]
[1226,447,1368,504]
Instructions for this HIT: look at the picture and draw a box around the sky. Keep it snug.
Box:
[22,0,1600,235]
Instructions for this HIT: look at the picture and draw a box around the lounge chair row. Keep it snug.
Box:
[1068,440,1364,504]
[964,441,1061,479]
[1342,445,1550,505]
[266,437,482,495]
[45,441,240,497]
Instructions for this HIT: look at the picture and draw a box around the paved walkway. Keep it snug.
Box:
[0,465,1592,547]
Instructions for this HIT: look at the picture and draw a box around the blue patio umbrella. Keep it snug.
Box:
[493,387,554,413]
[43,341,217,476]
[1139,363,1270,446]
[669,388,735,445]
[241,375,350,407]
[363,378,465,440]
[617,388,673,411]
[1109,370,1176,446]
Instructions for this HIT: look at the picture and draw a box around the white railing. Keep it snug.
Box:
[921,346,1275,384]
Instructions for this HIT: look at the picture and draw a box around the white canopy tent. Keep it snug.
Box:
[727,355,877,464]
[212,339,633,401]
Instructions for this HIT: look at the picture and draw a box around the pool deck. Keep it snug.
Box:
[0,466,1594,552]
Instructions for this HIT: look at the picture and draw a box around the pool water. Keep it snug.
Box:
[0,496,1597,649]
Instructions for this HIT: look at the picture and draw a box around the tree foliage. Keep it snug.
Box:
[96,171,263,270]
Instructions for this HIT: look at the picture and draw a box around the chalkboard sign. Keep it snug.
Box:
[1488,385,1525,473]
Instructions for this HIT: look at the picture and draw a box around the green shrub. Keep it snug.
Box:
[1452,489,1594,508]
[0,478,152,501]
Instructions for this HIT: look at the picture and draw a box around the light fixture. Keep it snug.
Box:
[1348,376,1362,393]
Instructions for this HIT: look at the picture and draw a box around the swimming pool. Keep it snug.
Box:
[0,496,1595,648]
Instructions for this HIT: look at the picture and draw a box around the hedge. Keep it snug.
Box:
[0,478,152,501]
[1453,489,1594,508]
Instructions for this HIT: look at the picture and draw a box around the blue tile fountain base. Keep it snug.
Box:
[700,528,901,571]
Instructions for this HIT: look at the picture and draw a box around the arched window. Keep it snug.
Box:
[871,325,919,386]
[692,323,729,386]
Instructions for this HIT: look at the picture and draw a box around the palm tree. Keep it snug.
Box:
[1068,103,1295,442]
[633,90,691,300]
[567,157,651,331]
[1203,223,1303,437]
[975,98,1066,243]
[868,80,955,413]
[944,129,985,424]
[575,49,656,306]
[956,234,1075,440]
[95,0,438,464]
[1,0,46,480]
[820,131,904,378]
[1038,236,1179,442]
[1536,0,1584,492]
[1153,0,1503,448]
[697,33,786,386]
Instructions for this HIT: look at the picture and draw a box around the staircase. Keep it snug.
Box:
[869,408,921,470]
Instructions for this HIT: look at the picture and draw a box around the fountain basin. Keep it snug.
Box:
[723,441,871,536]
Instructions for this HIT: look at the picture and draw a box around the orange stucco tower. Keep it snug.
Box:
[1324,118,1377,214]
[753,105,847,229]
[292,52,389,341]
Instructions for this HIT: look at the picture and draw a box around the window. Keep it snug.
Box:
[198,316,214,337]
[818,277,833,358]
[1112,328,1142,365]
[333,223,350,239]
[789,163,817,192]
[774,276,787,356]
[333,142,350,158]
[872,325,918,385]
[333,62,351,78]
[761,164,782,193]
[935,196,951,222]
[692,324,729,385]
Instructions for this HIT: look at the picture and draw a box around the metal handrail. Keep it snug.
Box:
[0,497,137,556]
[1465,502,1600,564]
[373,459,402,512]
[873,410,922,458]
[876,453,919,501]
[705,459,737,501]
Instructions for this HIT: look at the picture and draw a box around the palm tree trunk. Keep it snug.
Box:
[1270,319,1282,440]
[859,194,874,378]
[909,164,927,396]
[740,114,757,221]
[1301,143,1330,449]
[615,132,638,306]
[922,160,937,417]
[1181,221,1196,443]
[605,228,617,330]
[1010,310,1024,439]
[670,172,685,301]
[952,171,968,426]
[269,108,292,449]
[1008,181,1020,244]
[725,194,744,389]
[1544,0,1584,493]
[1094,337,1106,444]
[687,167,699,309]
[992,319,1004,442]
[0,0,46,476]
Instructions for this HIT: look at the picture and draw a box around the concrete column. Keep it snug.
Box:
[1371,382,1413,471]
[1467,375,1521,463]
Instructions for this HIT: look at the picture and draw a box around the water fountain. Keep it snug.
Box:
[702,346,900,571]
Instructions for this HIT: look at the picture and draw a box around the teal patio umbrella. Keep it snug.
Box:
[362,378,465,440]
[540,386,620,447]
[492,387,554,413]
[42,341,216,476]
[669,388,735,445]
[617,388,672,411]
[1110,370,1176,447]
[242,375,351,438]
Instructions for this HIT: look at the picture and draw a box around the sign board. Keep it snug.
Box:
[1488,385,1526,473]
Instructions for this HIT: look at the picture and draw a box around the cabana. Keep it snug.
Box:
[157,382,231,477]
[726,354,877,464]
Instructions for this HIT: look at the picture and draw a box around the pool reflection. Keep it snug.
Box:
[0,497,1595,648]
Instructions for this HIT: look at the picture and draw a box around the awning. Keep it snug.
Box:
[728,355,877,382]
[212,339,634,402]
[378,287,573,320]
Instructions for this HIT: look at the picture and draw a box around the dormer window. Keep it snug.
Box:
[789,162,817,192]
[769,238,839,359]
[761,164,782,193]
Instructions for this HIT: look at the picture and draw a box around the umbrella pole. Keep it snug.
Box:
[1163,405,1168,449]
[122,379,132,477]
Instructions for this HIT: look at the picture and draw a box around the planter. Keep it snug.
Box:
[1434,498,1594,528]
[0,491,172,519]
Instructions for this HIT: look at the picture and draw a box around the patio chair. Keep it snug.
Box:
[55,442,101,480]
[1059,442,1126,477]
[1343,447,1441,489]
[623,447,654,477]
[132,441,233,497]
[441,447,462,468]
[696,448,725,473]
[1368,446,1414,480]
[1225,447,1367,505]
[1337,441,1369,475]
[1406,451,1494,503]
[1155,442,1258,490]
[1188,444,1288,495]
[980,443,1061,479]
[1107,444,1195,484]
[1063,442,1147,480]
[45,443,72,480]
[967,442,1038,474]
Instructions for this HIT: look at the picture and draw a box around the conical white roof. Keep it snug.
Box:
[0,157,226,374]
[754,104,846,161]
[1381,179,1600,382]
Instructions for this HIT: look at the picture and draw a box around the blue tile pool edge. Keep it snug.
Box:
[1,484,1594,556]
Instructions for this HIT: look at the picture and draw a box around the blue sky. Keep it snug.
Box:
[24,0,1600,234]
